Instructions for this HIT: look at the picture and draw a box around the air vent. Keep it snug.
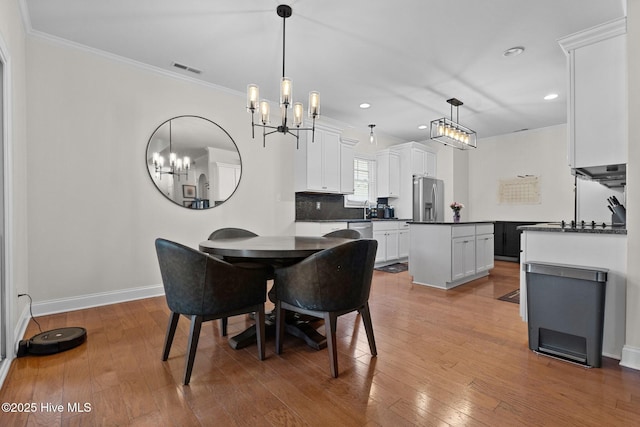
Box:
[172,62,202,75]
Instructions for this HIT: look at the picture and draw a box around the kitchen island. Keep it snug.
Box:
[519,223,627,360]
[408,222,495,289]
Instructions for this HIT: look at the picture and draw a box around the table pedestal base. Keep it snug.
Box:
[228,312,326,350]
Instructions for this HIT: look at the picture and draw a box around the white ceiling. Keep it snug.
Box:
[23,0,626,142]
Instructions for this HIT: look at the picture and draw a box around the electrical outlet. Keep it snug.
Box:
[316,202,321,210]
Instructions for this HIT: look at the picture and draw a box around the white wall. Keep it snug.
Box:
[25,36,297,302]
[623,0,640,369]
[0,0,29,348]
[467,125,575,222]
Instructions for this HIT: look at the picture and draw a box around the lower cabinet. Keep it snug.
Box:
[408,222,495,289]
[452,236,476,281]
[475,233,495,273]
[373,221,408,266]
[398,224,410,259]
[494,221,539,261]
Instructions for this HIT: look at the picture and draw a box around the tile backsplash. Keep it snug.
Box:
[295,193,364,220]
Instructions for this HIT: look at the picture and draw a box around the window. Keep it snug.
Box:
[345,156,376,207]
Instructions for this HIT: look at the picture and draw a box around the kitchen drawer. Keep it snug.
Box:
[452,225,475,238]
[476,224,494,235]
[295,221,347,236]
[373,221,400,231]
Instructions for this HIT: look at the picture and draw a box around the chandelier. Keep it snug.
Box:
[246,4,320,148]
[430,98,477,150]
[152,119,190,180]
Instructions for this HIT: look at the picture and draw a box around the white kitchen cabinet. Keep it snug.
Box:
[373,220,406,265]
[376,150,400,198]
[451,225,476,281]
[340,137,358,194]
[390,141,439,219]
[294,125,344,193]
[295,221,348,237]
[475,232,495,274]
[398,222,410,259]
[559,18,627,169]
[409,223,494,289]
[410,147,437,178]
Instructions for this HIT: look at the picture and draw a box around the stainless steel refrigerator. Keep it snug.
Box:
[413,176,444,222]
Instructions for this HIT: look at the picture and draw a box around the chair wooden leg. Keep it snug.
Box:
[359,303,377,356]
[324,312,339,378]
[184,315,203,386]
[275,301,285,355]
[220,317,228,337]
[162,312,180,361]
[255,304,265,361]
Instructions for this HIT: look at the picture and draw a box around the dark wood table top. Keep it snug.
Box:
[198,235,352,259]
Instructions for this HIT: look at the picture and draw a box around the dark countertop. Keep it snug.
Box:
[518,222,627,235]
[407,221,495,225]
[296,219,370,223]
[296,218,411,223]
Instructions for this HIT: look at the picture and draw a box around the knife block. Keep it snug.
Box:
[611,205,626,227]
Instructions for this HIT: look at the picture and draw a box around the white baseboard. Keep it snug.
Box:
[620,345,640,371]
[30,284,165,317]
[0,285,164,390]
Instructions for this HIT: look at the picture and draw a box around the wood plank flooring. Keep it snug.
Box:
[1,261,639,426]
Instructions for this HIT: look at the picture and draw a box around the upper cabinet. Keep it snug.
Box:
[410,146,437,178]
[559,18,627,170]
[294,125,355,194]
[340,137,358,194]
[376,149,400,198]
[386,142,438,218]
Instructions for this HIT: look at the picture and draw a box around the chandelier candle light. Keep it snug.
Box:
[152,119,190,181]
[430,98,477,150]
[246,5,320,148]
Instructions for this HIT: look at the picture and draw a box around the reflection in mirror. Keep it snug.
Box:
[146,116,241,209]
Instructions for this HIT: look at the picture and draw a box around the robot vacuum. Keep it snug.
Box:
[17,327,87,357]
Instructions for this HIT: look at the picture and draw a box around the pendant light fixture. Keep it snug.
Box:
[153,119,190,180]
[246,4,320,148]
[368,124,377,145]
[430,98,477,150]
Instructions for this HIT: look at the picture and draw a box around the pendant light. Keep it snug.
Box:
[246,5,320,148]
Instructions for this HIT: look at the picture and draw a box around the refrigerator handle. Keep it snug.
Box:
[432,184,437,222]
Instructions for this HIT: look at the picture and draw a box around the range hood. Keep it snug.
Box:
[572,164,626,188]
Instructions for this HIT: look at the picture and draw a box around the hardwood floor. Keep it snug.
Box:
[1,261,639,426]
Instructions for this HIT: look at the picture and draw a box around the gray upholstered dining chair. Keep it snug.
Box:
[208,227,261,336]
[208,227,258,240]
[323,229,361,239]
[155,238,269,385]
[273,239,378,378]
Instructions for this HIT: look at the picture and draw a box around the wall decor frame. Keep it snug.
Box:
[182,185,196,198]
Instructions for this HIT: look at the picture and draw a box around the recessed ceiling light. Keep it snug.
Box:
[503,46,525,57]
[359,103,371,109]
[418,124,428,130]
[544,93,558,100]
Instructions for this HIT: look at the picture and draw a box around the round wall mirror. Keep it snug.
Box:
[146,115,241,209]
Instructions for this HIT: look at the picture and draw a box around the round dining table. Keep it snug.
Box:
[199,235,353,350]
[199,235,351,261]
